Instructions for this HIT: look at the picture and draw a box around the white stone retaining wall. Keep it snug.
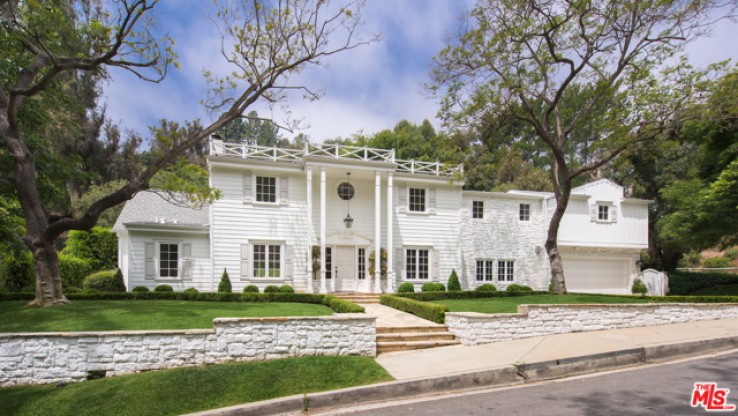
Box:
[0,315,375,387]
[446,303,738,345]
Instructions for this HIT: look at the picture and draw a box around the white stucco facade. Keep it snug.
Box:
[113,141,650,294]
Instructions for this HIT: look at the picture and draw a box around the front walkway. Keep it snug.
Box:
[361,304,443,328]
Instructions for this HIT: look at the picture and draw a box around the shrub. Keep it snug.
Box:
[154,284,174,292]
[132,285,150,292]
[724,248,738,261]
[323,295,365,313]
[0,250,34,292]
[243,285,259,293]
[678,251,702,268]
[279,285,294,293]
[669,271,738,295]
[703,257,732,269]
[380,295,448,323]
[631,278,648,295]
[421,282,445,292]
[264,285,280,293]
[218,268,232,293]
[505,283,533,293]
[58,253,96,289]
[447,269,461,291]
[61,227,118,270]
[83,269,126,292]
[397,282,415,293]
[183,288,199,295]
[475,284,497,292]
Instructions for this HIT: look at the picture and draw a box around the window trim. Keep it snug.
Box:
[519,203,531,221]
[254,175,279,205]
[155,240,181,280]
[475,259,494,282]
[594,201,616,223]
[472,200,484,219]
[404,247,431,281]
[407,187,428,214]
[497,260,515,282]
[251,241,283,279]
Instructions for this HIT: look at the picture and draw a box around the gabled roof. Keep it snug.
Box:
[112,191,209,232]
[571,178,624,195]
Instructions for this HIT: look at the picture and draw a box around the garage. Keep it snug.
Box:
[562,257,631,294]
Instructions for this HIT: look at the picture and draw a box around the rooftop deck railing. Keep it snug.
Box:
[209,139,463,177]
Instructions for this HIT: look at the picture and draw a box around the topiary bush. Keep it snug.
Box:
[154,284,174,292]
[447,269,461,291]
[475,284,497,292]
[132,285,150,292]
[264,285,280,293]
[183,288,199,295]
[243,285,259,293]
[421,282,445,292]
[397,282,415,293]
[703,257,732,269]
[505,283,533,293]
[218,268,232,293]
[83,269,126,292]
[279,285,294,293]
[631,278,647,295]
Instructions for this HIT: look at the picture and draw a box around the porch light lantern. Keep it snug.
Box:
[341,172,354,229]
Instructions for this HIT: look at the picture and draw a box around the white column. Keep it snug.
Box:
[374,171,382,293]
[306,167,314,293]
[386,172,394,292]
[320,167,327,294]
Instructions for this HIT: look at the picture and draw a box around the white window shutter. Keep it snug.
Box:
[398,185,407,213]
[589,204,597,222]
[395,248,404,279]
[280,176,289,205]
[144,242,155,279]
[611,205,618,223]
[240,244,250,278]
[429,188,437,214]
[243,171,252,203]
[431,248,439,280]
[181,243,192,280]
[284,245,293,278]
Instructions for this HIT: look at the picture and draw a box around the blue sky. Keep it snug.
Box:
[102,1,738,143]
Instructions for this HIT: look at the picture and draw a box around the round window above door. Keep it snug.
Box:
[337,182,355,200]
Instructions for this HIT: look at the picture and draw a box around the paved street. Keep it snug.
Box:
[326,350,738,416]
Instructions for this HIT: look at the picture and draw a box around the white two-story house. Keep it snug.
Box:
[113,139,650,294]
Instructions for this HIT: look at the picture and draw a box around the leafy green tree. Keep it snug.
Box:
[1,0,373,306]
[430,0,732,293]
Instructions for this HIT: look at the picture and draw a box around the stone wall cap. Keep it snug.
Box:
[0,328,214,338]
[213,314,375,324]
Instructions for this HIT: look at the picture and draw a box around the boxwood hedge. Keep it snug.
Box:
[380,294,448,323]
[668,271,738,295]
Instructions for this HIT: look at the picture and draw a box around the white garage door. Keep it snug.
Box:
[563,258,629,293]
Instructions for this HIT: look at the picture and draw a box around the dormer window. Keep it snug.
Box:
[592,201,617,223]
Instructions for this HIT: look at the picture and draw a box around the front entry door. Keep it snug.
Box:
[333,246,355,291]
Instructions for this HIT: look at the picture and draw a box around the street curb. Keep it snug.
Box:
[183,335,738,416]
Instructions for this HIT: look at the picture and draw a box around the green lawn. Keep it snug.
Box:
[435,294,652,314]
[0,356,392,416]
[689,284,738,296]
[0,300,332,332]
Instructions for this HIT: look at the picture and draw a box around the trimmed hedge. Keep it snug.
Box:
[264,285,280,293]
[243,285,259,293]
[183,288,199,295]
[397,282,415,293]
[475,284,497,292]
[421,282,445,292]
[279,285,294,293]
[322,295,364,313]
[83,269,126,292]
[132,286,150,292]
[380,294,448,323]
[154,284,174,292]
[669,271,738,295]
[396,289,545,302]
[505,284,533,293]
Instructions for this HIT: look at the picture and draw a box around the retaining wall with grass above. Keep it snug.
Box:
[446,303,738,345]
[0,315,375,387]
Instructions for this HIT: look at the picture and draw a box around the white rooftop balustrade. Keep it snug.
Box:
[209,138,463,177]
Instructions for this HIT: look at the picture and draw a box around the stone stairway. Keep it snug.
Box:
[332,293,381,304]
[376,326,460,353]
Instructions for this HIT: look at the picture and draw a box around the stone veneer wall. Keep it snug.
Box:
[446,303,738,345]
[0,315,375,387]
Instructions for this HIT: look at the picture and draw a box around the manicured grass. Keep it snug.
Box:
[435,293,652,314]
[0,300,332,332]
[689,283,738,296]
[0,356,392,416]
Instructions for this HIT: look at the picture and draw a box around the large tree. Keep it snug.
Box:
[430,0,735,293]
[0,0,373,306]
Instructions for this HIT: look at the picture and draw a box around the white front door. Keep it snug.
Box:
[334,246,355,291]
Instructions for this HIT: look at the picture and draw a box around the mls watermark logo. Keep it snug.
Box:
[691,382,736,412]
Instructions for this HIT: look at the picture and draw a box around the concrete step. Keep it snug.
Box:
[377,340,461,353]
[332,294,381,304]
[377,332,456,342]
[376,326,449,334]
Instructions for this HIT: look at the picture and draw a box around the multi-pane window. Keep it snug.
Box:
[357,248,366,280]
[256,176,277,203]
[497,260,514,282]
[159,243,179,277]
[475,260,494,281]
[473,201,484,219]
[519,204,530,221]
[253,244,281,278]
[598,205,609,221]
[406,249,430,280]
[409,188,426,212]
[325,247,332,280]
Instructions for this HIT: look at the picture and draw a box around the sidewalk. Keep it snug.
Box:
[187,317,738,416]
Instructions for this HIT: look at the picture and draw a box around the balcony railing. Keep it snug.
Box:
[209,138,463,177]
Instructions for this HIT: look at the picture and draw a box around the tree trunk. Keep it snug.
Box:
[28,240,68,307]
[546,184,571,295]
